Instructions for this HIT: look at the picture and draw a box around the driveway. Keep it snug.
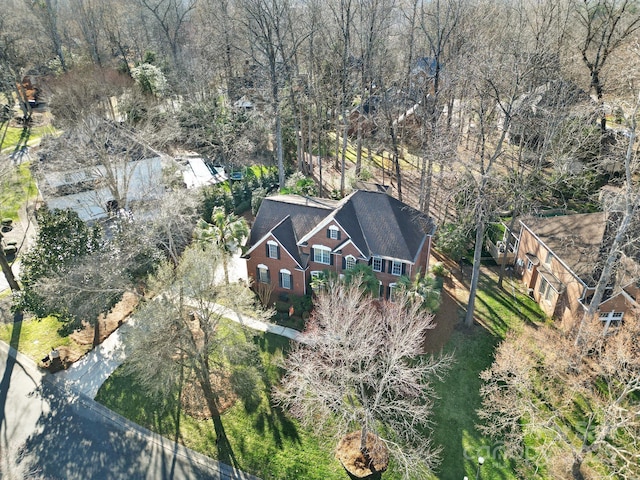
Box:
[0,341,258,480]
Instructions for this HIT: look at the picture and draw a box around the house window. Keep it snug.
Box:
[313,245,331,265]
[544,251,552,265]
[391,260,402,276]
[389,283,398,302]
[310,271,325,292]
[526,260,533,272]
[372,256,383,272]
[257,264,269,284]
[267,240,279,259]
[345,255,356,270]
[600,311,624,333]
[538,278,554,303]
[279,269,292,289]
[328,225,340,240]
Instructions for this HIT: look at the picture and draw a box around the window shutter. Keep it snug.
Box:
[277,245,280,259]
[342,257,346,269]
[330,253,334,265]
[337,230,341,240]
[256,266,259,280]
[401,263,406,275]
[266,269,271,282]
[326,229,330,238]
[311,248,316,262]
[381,259,386,272]
[387,286,391,299]
[279,272,283,288]
[265,244,269,257]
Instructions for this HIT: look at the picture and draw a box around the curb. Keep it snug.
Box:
[1,340,260,480]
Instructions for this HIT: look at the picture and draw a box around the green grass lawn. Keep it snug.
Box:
[1,125,57,153]
[0,314,90,362]
[0,162,38,220]
[95,269,547,480]
[431,269,547,480]
[97,330,385,480]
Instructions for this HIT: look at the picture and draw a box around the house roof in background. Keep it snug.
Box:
[521,212,607,284]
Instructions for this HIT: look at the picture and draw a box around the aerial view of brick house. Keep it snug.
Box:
[514,212,639,328]
[243,190,436,299]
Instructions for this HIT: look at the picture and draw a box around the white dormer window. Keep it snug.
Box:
[328,225,340,240]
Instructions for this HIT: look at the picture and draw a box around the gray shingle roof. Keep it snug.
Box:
[336,191,435,261]
[248,191,435,266]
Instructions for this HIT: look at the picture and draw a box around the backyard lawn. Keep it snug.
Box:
[0,162,38,220]
[431,267,548,480]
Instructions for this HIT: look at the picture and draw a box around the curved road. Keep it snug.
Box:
[0,341,258,480]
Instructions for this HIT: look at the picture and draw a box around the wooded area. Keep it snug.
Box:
[2,0,640,479]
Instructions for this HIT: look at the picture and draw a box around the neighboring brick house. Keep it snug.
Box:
[244,190,436,299]
[514,212,639,328]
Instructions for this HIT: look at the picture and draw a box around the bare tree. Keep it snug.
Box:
[125,242,270,467]
[575,91,640,342]
[240,0,302,188]
[137,0,198,71]
[478,314,640,479]
[274,277,452,479]
[571,0,640,132]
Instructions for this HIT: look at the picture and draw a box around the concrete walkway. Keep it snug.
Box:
[56,300,303,400]
[56,320,135,398]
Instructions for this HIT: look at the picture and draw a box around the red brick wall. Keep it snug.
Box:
[246,235,306,297]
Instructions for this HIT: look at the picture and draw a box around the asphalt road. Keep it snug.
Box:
[0,341,257,480]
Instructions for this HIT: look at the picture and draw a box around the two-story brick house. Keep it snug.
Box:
[244,190,436,299]
[514,212,639,328]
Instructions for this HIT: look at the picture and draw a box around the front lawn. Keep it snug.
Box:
[1,125,57,153]
[96,330,374,480]
[0,314,90,362]
[0,162,38,220]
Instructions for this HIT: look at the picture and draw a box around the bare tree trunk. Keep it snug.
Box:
[0,248,20,292]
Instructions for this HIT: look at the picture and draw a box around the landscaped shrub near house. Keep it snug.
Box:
[251,187,267,215]
[430,262,450,278]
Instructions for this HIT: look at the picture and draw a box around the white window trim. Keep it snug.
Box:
[544,251,552,266]
[328,225,339,240]
[267,240,278,259]
[600,311,624,334]
[313,245,331,265]
[389,282,398,302]
[345,255,356,270]
[257,263,269,283]
[372,256,382,272]
[280,269,292,289]
[526,260,533,271]
[391,260,402,276]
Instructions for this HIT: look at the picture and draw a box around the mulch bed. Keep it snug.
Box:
[180,373,238,419]
[335,431,389,479]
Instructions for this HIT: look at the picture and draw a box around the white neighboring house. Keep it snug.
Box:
[39,157,166,222]
[181,157,228,189]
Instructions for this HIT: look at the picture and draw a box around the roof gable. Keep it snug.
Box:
[248,191,435,266]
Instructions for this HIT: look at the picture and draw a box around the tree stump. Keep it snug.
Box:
[335,431,389,480]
